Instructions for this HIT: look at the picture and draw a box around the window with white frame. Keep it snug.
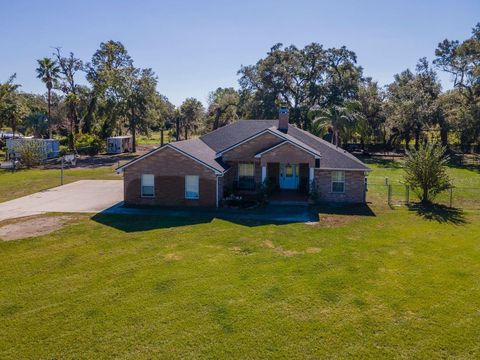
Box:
[331,171,345,193]
[141,174,155,197]
[185,175,199,199]
[238,163,255,189]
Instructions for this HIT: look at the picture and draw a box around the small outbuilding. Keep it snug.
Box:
[6,138,60,160]
[107,136,133,154]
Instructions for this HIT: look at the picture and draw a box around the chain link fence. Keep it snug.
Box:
[368,180,480,210]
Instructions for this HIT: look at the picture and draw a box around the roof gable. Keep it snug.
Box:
[116,140,227,174]
[254,139,321,159]
[217,128,285,157]
[200,120,277,152]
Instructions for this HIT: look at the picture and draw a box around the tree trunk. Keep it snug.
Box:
[184,126,188,140]
[131,107,136,153]
[405,133,411,148]
[213,108,221,130]
[440,126,448,147]
[414,130,420,150]
[422,187,429,204]
[69,103,76,152]
[47,88,52,139]
[69,116,75,151]
[176,118,180,141]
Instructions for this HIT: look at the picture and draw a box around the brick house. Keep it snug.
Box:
[117,108,371,207]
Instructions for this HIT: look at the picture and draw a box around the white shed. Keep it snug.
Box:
[6,138,60,160]
[107,136,133,154]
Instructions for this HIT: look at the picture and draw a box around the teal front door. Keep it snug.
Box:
[279,164,299,189]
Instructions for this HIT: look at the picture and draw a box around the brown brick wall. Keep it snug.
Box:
[260,143,315,167]
[123,147,218,207]
[314,170,366,203]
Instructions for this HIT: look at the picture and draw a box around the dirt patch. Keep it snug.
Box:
[277,248,301,257]
[0,215,74,241]
[263,240,275,249]
[263,240,321,257]
[261,240,305,257]
[315,215,361,228]
[164,253,182,261]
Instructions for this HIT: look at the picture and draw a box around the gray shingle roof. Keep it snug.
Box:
[202,119,369,171]
[118,119,370,174]
[286,126,370,170]
[200,120,278,152]
[169,138,229,173]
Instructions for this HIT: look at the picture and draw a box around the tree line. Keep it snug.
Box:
[0,23,479,154]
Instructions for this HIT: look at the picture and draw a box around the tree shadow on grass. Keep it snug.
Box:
[407,203,467,225]
[446,161,480,173]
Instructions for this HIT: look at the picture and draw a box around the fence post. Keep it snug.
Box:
[405,185,410,205]
[61,157,64,185]
[385,177,389,186]
[449,188,453,208]
[388,184,392,206]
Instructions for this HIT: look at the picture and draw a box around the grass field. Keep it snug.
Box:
[364,158,480,209]
[137,130,172,145]
[0,159,479,358]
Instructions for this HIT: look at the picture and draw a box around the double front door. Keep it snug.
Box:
[279,164,299,189]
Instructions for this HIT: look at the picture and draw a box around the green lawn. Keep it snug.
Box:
[364,158,480,209]
[0,166,120,203]
[1,160,480,358]
[137,130,172,145]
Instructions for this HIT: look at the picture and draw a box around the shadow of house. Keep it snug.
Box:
[92,213,215,232]
[92,201,377,232]
[91,203,321,232]
[407,203,467,225]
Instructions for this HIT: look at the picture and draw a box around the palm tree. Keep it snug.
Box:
[310,100,363,146]
[36,58,60,138]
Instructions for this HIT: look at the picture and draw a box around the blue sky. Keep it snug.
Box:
[1,0,478,105]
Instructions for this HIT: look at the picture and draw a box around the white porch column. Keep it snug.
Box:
[309,167,315,191]
[261,165,267,183]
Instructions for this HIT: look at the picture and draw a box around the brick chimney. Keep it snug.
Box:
[278,107,289,133]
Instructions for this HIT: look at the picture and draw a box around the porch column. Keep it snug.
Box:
[261,165,267,183]
[309,166,315,191]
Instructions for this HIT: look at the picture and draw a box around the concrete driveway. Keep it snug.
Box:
[0,180,123,221]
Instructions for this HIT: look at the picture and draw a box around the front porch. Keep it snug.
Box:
[269,189,309,205]
[223,138,321,203]
[231,161,314,194]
